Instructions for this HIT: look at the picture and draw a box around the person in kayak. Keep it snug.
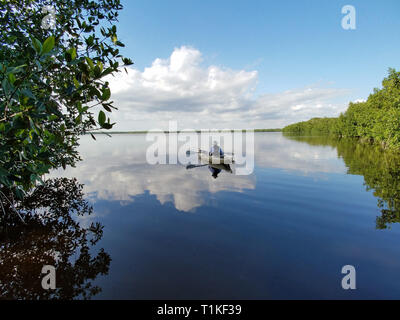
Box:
[209,141,224,157]
[208,141,223,179]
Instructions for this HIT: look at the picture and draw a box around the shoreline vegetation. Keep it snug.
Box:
[88,128,282,135]
[282,69,400,151]
[1,0,132,196]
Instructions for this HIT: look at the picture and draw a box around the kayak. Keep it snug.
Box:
[185,150,233,174]
[198,152,235,165]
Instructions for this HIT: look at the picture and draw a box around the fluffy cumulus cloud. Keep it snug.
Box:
[106,46,351,130]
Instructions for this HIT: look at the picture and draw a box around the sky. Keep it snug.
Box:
[106,0,400,131]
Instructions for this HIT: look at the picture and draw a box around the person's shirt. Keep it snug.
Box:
[210,145,224,156]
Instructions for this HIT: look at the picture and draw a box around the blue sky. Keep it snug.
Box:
[107,0,400,130]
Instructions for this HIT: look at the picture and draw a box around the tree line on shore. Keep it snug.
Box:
[282,69,400,150]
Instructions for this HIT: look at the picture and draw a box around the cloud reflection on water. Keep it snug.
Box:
[50,133,346,212]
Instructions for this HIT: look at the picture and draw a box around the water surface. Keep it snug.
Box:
[13,132,400,299]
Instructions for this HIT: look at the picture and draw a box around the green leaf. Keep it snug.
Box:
[101,123,114,130]
[94,66,101,78]
[102,88,111,101]
[102,104,112,112]
[15,187,25,200]
[8,73,16,85]
[48,115,59,121]
[86,35,94,46]
[32,37,42,53]
[122,58,134,66]
[86,57,95,70]
[102,67,114,77]
[97,61,103,72]
[98,110,106,125]
[2,78,10,95]
[42,36,55,54]
[30,174,38,184]
[73,77,80,89]
[71,47,77,60]
[75,115,82,124]
[21,88,35,99]
[9,64,27,73]
[66,48,77,62]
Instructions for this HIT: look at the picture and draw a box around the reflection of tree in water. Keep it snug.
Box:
[283,134,400,230]
[0,178,110,300]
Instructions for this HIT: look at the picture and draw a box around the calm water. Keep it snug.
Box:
[4,132,400,299]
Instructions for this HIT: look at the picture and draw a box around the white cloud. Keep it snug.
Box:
[353,98,366,103]
[105,46,351,130]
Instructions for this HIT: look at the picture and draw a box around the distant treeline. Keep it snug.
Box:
[283,69,400,150]
[255,128,282,132]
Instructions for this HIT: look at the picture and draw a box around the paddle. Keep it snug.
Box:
[186,149,206,156]
[186,164,208,170]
